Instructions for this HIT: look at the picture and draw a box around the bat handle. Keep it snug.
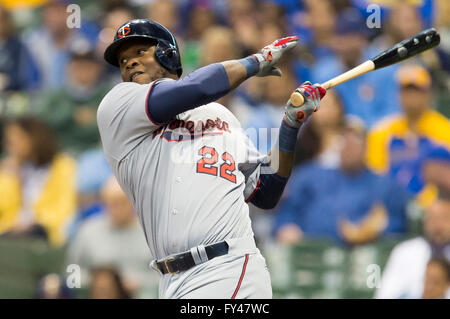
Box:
[289,60,375,107]
[289,82,331,107]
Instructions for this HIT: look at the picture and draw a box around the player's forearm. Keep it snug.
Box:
[266,120,300,177]
[221,57,259,90]
[267,150,295,178]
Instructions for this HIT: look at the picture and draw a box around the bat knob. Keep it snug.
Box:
[290,92,305,107]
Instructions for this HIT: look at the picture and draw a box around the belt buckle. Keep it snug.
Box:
[163,257,179,274]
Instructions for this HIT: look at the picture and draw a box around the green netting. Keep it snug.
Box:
[266,237,406,299]
[0,238,66,298]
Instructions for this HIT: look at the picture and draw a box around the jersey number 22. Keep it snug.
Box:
[197,146,236,183]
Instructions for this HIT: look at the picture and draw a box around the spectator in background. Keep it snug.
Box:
[241,18,295,130]
[0,5,40,92]
[228,0,260,56]
[32,49,108,155]
[95,2,136,86]
[244,68,296,151]
[35,273,74,299]
[90,266,131,299]
[293,0,337,81]
[434,0,450,73]
[294,89,345,167]
[227,0,254,27]
[259,21,286,49]
[376,198,450,299]
[371,1,423,52]
[66,148,112,241]
[430,0,450,118]
[258,0,286,28]
[0,117,76,246]
[180,0,217,73]
[22,0,95,90]
[310,8,401,127]
[200,26,239,68]
[274,117,410,245]
[67,177,157,297]
[146,0,179,34]
[96,2,136,63]
[422,258,450,299]
[367,65,450,209]
[199,26,255,125]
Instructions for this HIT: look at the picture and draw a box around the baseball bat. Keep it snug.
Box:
[290,28,441,107]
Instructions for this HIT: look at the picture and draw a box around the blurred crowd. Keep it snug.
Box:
[0,0,449,299]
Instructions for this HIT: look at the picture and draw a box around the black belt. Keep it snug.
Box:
[156,241,229,275]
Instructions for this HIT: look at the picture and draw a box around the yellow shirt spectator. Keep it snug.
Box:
[367,65,450,208]
[0,117,76,246]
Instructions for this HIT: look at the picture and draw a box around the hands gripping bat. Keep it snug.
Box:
[290,28,441,107]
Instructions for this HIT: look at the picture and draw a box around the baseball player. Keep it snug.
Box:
[97,19,325,299]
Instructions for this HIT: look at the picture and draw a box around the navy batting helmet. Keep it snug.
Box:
[104,19,182,77]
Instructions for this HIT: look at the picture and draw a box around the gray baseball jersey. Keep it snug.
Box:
[97,81,265,261]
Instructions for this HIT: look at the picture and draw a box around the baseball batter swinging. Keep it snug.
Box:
[97,19,325,299]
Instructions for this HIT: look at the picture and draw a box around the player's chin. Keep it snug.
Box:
[132,73,152,84]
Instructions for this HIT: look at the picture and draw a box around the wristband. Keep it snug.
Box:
[277,119,300,153]
[237,56,259,79]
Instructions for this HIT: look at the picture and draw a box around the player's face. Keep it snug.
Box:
[118,40,169,84]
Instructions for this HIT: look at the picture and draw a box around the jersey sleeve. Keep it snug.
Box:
[236,131,268,202]
[97,81,162,162]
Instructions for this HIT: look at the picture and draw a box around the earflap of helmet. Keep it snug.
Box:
[154,39,182,77]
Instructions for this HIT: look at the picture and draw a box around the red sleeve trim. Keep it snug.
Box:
[231,254,249,299]
[145,80,164,126]
[245,178,261,203]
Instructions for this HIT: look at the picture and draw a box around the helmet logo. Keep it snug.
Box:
[117,26,130,38]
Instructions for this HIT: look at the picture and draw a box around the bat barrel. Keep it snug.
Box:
[372,28,440,70]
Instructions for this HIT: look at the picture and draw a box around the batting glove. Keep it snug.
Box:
[283,81,326,128]
[252,36,298,77]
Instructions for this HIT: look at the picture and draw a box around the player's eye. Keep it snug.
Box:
[137,48,146,55]
[120,58,127,65]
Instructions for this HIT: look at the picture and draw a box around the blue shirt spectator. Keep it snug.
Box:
[311,50,400,128]
[367,64,450,208]
[242,69,296,151]
[309,8,401,128]
[274,162,410,244]
[0,6,40,91]
[274,121,411,245]
[22,1,98,90]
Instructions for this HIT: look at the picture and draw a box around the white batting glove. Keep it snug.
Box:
[283,81,326,128]
[252,36,298,77]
